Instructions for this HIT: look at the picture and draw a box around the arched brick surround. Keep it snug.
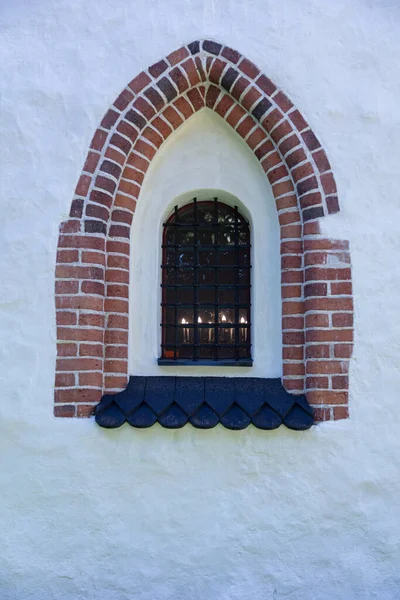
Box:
[54,39,353,422]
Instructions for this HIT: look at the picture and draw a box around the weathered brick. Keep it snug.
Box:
[170,66,189,93]
[332,312,353,327]
[56,343,77,358]
[186,88,204,111]
[81,251,106,266]
[56,357,103,371]
[334,344,353,358]
[57,250,79,264]
[104,299,129,314]
[101,109,119,130]
[238,57,259,79]
[79,372,103,387]
[76,340,103,358]
[55,280,79,295]
[333,405,349,420]
[167,46,189,66]
[128,71,152,94]
[105,346,129,359]
[162,106,184,129]
[306,376,329,389]
[104,376,129,391]
[157,77,178,102]
[110,133,131,155]
[180,58,201,86]
[215,95,235,119]
[57,328,104,343]
[305,297,353,312]
[56,313,77,327]
[56,265,104,280]
[256,74,276,96]
[54,404,76,417]
[114,88,134,111]
[107,314,129,329]
[202,40,222,55]
[305,343,330,358]
[307,330,353,343]
[282,301,304,315]
[56,295,104,311]
[149,59,168,78]
[75,174,91,196]
[76,404,97,418]
[90,129,107,151]
[230,76,251,101]
[307,390,348,405]
[104,359,128,374]
[173,96,195,120]
[55,388,102,404]
[81,280,105,295]
[79,313,105,328]
[221,46,241,63]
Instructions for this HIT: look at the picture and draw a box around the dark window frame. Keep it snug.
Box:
[158,198,252,366]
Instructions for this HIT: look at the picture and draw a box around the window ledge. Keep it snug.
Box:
[95,376,313,431]
[157,358,253,367]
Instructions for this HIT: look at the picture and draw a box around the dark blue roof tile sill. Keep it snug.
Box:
[95,376,314,431]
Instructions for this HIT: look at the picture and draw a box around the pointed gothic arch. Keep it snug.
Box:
[54,39,353,422]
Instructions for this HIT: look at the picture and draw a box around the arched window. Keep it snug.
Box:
[159,198,252,366]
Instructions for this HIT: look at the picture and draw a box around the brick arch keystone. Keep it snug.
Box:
[54,39,353,422]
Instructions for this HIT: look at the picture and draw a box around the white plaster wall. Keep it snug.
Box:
[1,1,400,598]
[129,110,281,378]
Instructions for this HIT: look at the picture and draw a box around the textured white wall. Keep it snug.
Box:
[1,0,400,598]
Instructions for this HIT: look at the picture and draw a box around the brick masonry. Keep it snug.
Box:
[54,39,353,422]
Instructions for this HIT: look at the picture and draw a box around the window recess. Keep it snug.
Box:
[158,198,252,366]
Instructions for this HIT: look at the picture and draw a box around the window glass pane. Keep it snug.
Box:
[219,228,235,246]
[164,286,176,304]
[239,228,249,245]
[177,228,195,246]
[218,308,235,324]
[164,249,175,266]
[219,268,235,285]
[239,287,250,304]
[177,307,194,325]
[164,227,175,246]
[198,250,215,266]
[198,228,216,246]
[178,269,195,285]
[238,248,250,266]
[178,250,194,267]
[197,308,215,325]
[218,346,235,359]
[238,268,250,285]
[177,287,194,304]
[219,249,235,266]
[162,346,176,359]
[164,268,175,285]
[162,326,176,346]
[163,307,175,324]
[198,346,215,359]
[198,268,214,285]
[179,345,194,358]
[179,206,194,224]
[197,205,214,225]
[218,288,235,305]
[198,287,214,304]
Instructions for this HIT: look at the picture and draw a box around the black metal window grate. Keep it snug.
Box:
[158,198,252,366]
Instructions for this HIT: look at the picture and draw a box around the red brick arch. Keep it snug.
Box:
[54,39,353,422]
